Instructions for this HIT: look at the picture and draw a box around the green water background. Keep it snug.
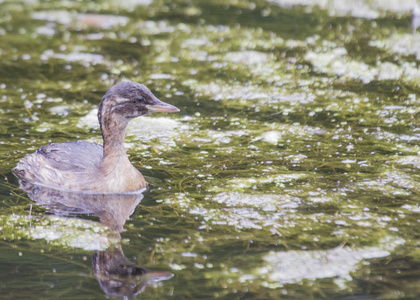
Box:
[1,0,420,299]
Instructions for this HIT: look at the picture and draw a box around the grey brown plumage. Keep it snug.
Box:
[13,81,179,193]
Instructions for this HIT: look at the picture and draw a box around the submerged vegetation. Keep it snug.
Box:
[0,0,420,298]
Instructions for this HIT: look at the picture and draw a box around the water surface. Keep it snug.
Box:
[1,0,420,299]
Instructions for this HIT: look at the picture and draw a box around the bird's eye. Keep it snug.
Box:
[135,96,145,103]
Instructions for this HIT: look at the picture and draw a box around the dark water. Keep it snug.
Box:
[1,0,420,299]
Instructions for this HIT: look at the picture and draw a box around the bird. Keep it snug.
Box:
[13,81,179,193]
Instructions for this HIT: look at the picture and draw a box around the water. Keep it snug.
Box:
[1,0,420,298]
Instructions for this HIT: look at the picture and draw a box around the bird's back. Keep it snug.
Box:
[13,140,103,190]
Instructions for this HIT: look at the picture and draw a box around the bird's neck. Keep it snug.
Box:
[100,116,129,159]
[100,121,147,192]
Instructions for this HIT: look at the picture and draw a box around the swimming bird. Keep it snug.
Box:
[13,81,179,193]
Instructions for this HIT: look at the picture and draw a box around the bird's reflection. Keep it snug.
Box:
[93,245,173,297]
[18,181,173,298]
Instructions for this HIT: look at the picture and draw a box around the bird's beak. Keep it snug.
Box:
[146,99,180,113]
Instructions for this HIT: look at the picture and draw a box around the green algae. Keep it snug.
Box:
[0,213,112,251]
